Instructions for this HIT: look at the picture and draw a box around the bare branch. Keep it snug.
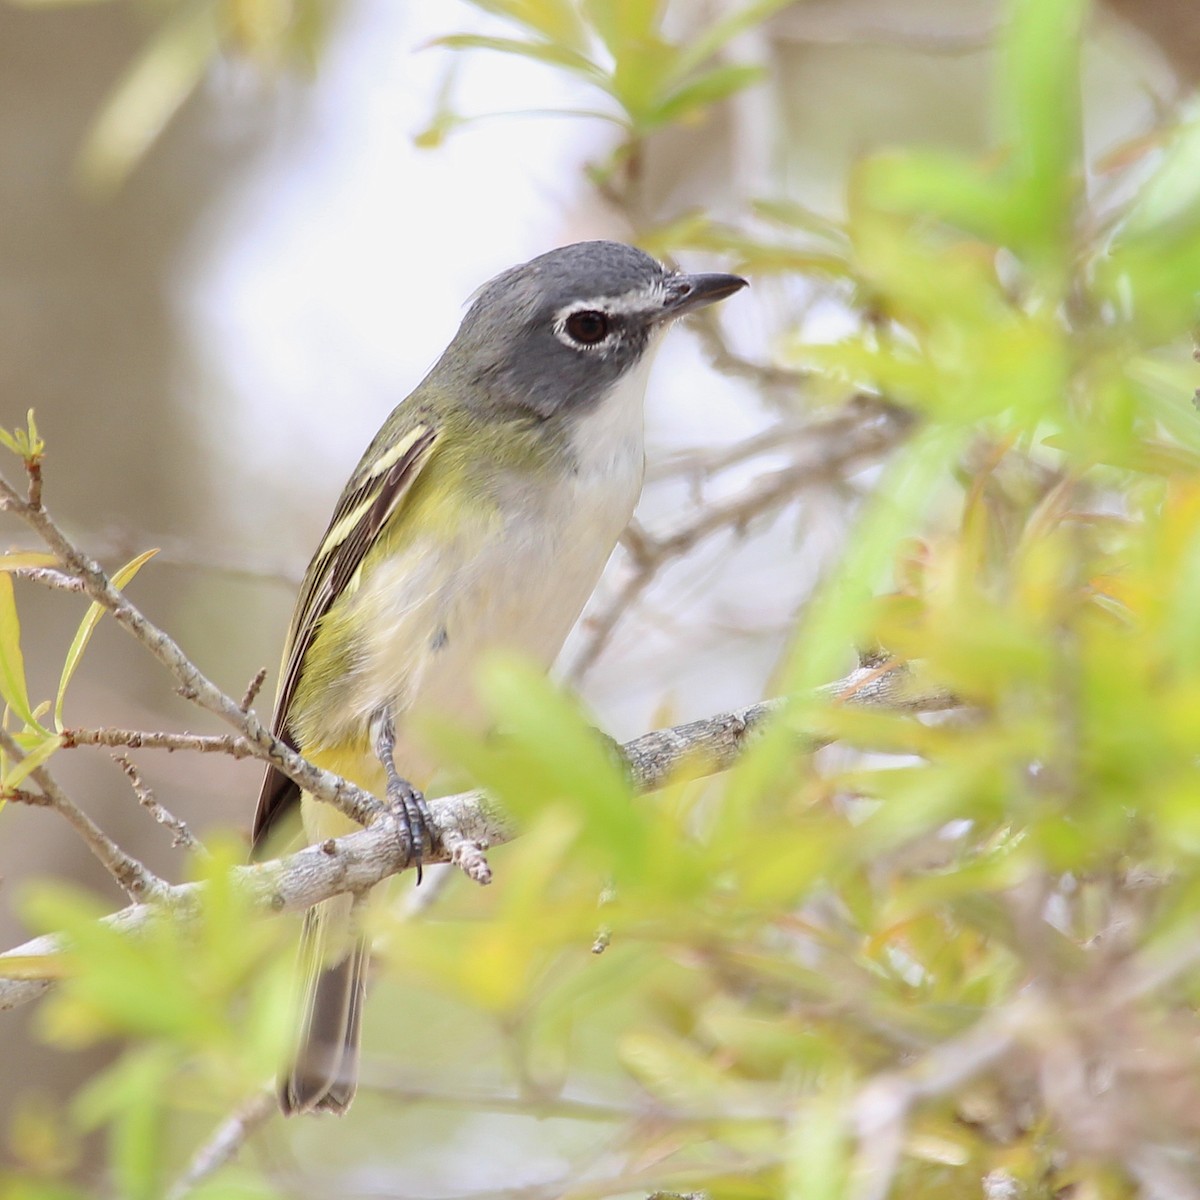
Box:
[112,754,206,855]
[240,667,268,712]
[570,400,913,680]
[166,1091,276,1200]
[25,455,42,509]
[0,730,167,903]
[12,566,86,593]
[0,662,958,1012]
[63,728,257,757]
[0,473,384,830]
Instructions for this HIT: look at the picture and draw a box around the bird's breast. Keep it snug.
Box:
[340,367,649,769]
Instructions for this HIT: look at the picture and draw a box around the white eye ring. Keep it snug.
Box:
[555,308,614,350]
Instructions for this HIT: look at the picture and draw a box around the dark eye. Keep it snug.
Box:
[564,310,610,345]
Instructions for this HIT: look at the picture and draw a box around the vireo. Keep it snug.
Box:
[251,240,747,1115]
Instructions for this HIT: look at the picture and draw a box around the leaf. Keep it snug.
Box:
[583,0,663,58]
[651,63,763,129]
[753,198,849,245]
[999,0,1086,256]
[75,1050,171,1200]
[1119,108,1200,236]
[466,0,591,54]
[0,551,59,571]
[786,1090,852,1200]
[432,33,606,84]
[0,573,44,733]
[78,5,219,191]
[0,954,72,981]
[668,0,796,83]
[55,548,158,732]
[3,732,65,790]
[858,149,1016,245]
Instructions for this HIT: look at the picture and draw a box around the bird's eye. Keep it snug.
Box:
[564,310,610,346]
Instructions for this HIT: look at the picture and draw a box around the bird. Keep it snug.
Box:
[251,240,747,1115]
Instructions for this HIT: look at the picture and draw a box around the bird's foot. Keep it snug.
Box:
[385,775,433,881]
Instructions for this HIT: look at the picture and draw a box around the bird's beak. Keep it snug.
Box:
[657,272,748,321]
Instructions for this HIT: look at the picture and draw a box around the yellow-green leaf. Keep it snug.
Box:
[55,549,158,732]
[0,552,59,571]
[3,732,65,790]
[0,954,72,982]
[433,34,605,83]
[0,573,42,732]
[78,5,218,191]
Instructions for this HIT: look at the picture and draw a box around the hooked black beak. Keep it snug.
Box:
[658,272,748,320]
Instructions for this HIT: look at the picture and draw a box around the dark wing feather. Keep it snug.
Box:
[251,422,439,850]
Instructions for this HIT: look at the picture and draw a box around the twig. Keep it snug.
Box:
[112,754,205,855]
[649,418,815,482]
[0,473,385,830]
[240,668,268,712]
[0,662,959,1012]
[0,730,167,903]
[12,566,86,593]
[26,455,42,509]
[165,1090,276,1200]
[690,307,810,394]
[569,401,913,680]
[63,728,257,757]
[849,990,1046,1200]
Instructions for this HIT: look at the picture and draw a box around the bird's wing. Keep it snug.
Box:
[251,419,440,849]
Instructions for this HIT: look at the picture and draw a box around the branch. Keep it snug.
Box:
[63,728,257,757]
[0,473,386,831]
[112,754,206,855]
[1,730,168,903]
[165,1091,276,1200]
[0,662,958,1013]
[569,399,913,680]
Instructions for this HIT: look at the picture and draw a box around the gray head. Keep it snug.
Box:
[438,241,746,419]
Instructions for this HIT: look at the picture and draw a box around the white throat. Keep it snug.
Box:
[567,331,662,486]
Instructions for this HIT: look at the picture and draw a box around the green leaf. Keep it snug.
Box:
[1120,109,1200,237]
[74,1050,171,1200]
[55,548,158,732]
[466,0,591,54]
[0,551,59,571]
[0,953,71,981]
[858,150,1016,245]
[3,731,64,790]
[0,573,43,733]
[24,407,44,458]
[668,0,797,83]
[78,5,219,191]
[786,1090,852,1200]
[999,0,1086,258]
[784,425,968,698]
[753,198,849,245]
[651,63,764,129]
[432,33,606,84]
[582,0,663,58]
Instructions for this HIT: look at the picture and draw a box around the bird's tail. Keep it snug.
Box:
[280,893,367,1115]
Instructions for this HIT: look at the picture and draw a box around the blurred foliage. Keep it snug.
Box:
[418,0,794,168]
[2,0,337,190]
[6,0,1200,1197]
